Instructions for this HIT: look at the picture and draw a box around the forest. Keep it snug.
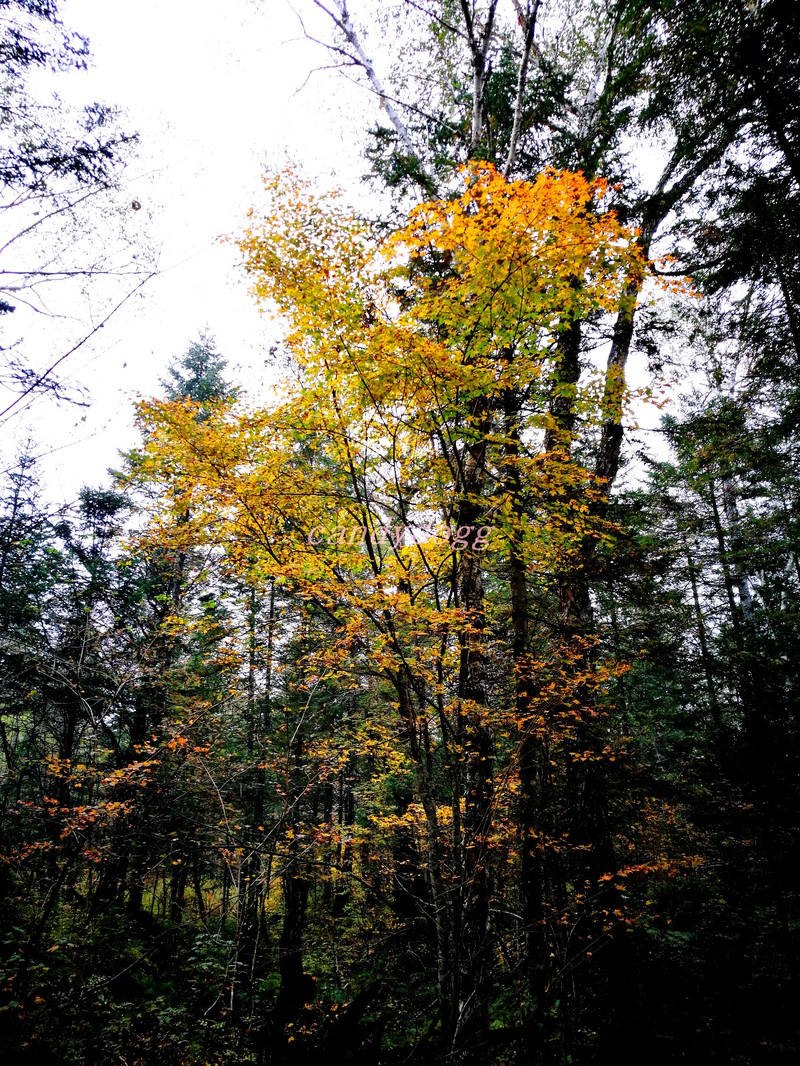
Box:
[1,0,799,1063]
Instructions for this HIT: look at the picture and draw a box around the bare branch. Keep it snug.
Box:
[0,187,101,258]
[459,0,499,155]
[307,0,431,177]
[0,269,158,424]
[503,0,541,176]
[320,61,462,140]
[400,0,466,40]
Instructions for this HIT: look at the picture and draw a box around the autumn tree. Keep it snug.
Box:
[131,161,651,1063]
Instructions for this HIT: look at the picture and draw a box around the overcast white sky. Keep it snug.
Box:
[4,0,380,505]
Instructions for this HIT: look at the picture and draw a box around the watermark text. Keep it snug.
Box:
[307,523,494,550]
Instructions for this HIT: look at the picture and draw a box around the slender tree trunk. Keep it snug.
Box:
[503,384,551,1063]
[449,397,495,1065]
[395,675,455,1042]
[683,533,724,741]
